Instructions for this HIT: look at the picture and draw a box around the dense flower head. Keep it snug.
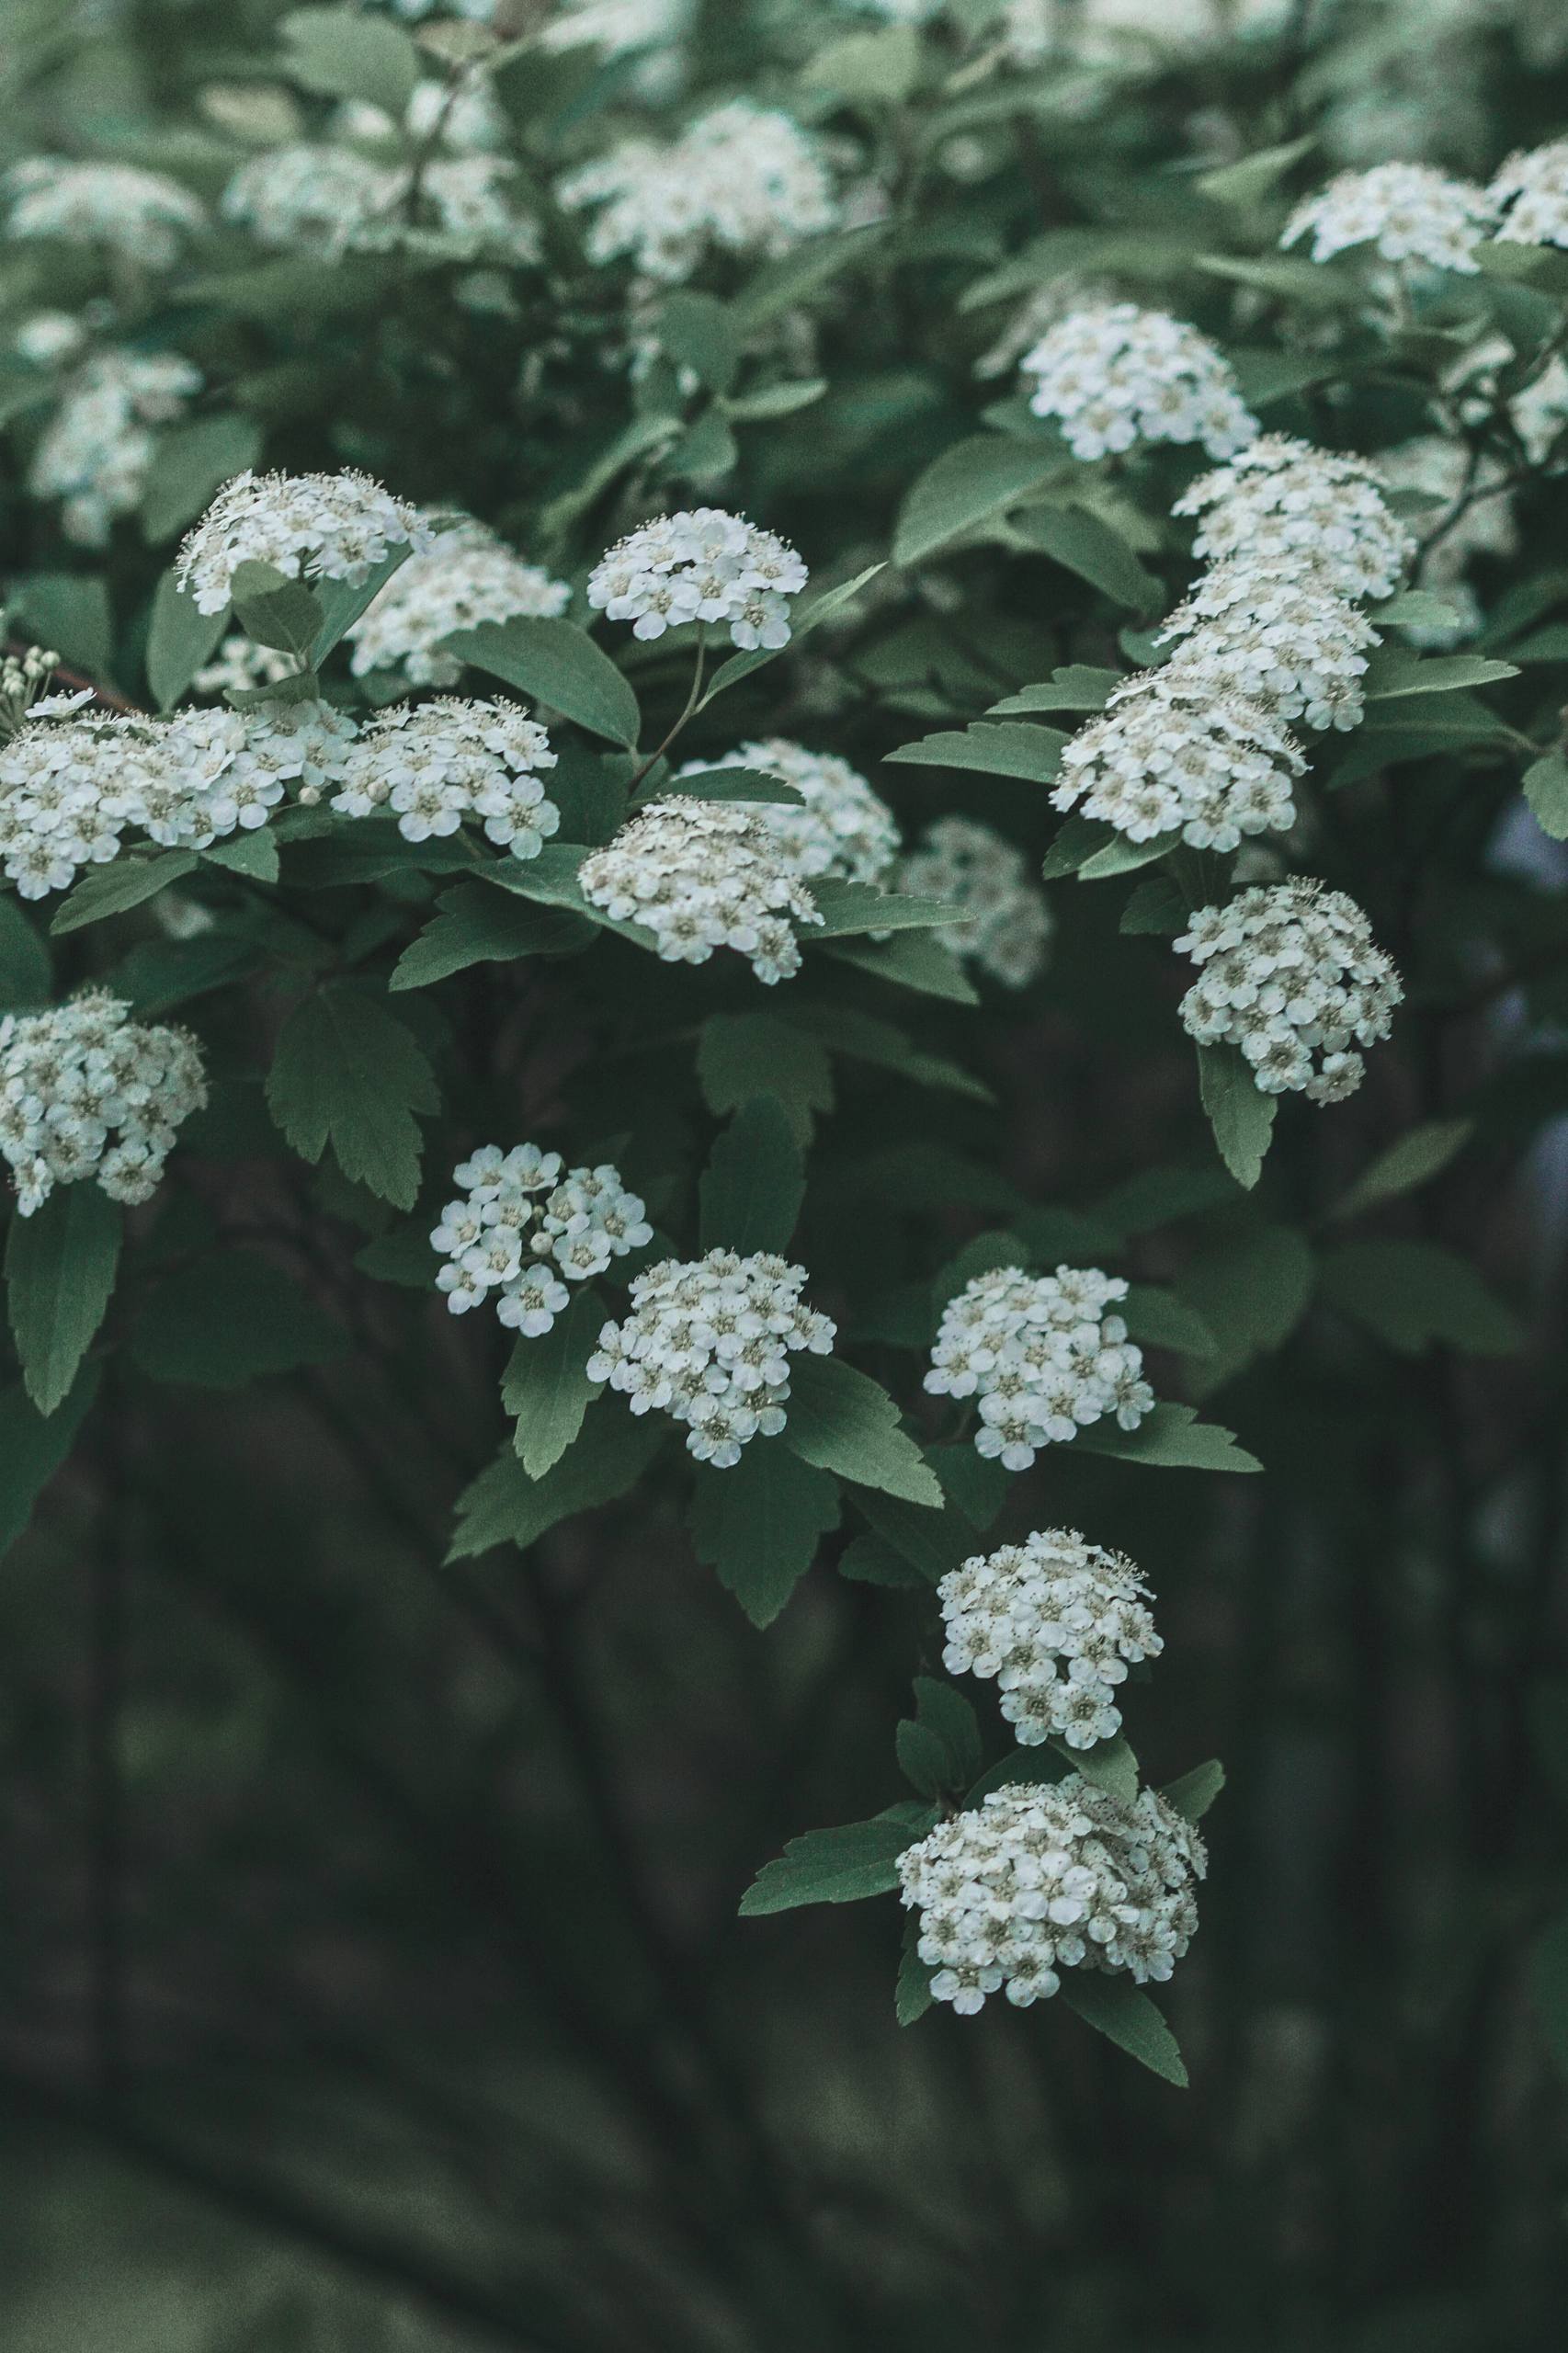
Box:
[895,817,1051,988]
[1282,163,1494,271]
[1175,880,1403,1101]
[558,100,839,283]
[29,350,202,548]
[176,470,433,616]
[897,1778,1206,2014]
[1490,141,1568,249]
[1157,565,1381,732]
[939,1529,1162,1751]
[586,1249,835,1467]
[1172,434,1416,603]
[332,698,560,858]
[586,508,807,651]
[431,1143,652,1330]
[678,738,901,887]
[1053,674,1304,852]
[222,145,400,254]
[1019,303,1257,461]
[3,160,205,267]
[0,991,207,1215]
[579,797,822,981]
[926,1265,1154,1472]
[347,518,570,685]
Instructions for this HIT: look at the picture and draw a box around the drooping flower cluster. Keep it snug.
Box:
[1490,140,1568,249]
[2,160,206,267]
[29,350,202,547]
[586,1250,835,1467]
[1019,303,1257,461]
[679,739,901,887]
[939,1529,1162,1751]
[586,508,807,651]
[925,1265,1153,1472]
[558,100,839,283]
[1156,564,1381,733]
[579,797,822,981]
[1051,674,1304,852]
[1281,163,1493,272]
[896,1778,1206,2013]
[1174,881,1403,1102]
[346,518,570,686]
[1172,435,1416,604]
[176,470,433,616]
[0,992,207,1216]
[431,1144,652,1332]
[895,818,1052,987]
[332,699,560,858]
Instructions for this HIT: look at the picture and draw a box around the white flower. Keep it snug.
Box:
[1512,355,1568,471]
[895,818,1051,988]
[347,517,570,686]
[926,1264,1154,1472]
[897,1777,1206,2014]
[3,160,205,268]
[586,1249,835,1467]
[1490,140,1568,249]
[222,145,402,254]
[541,0,688,51]
[28,349,202,548]
[1282,163,1494,272]
[176,469,433,616]
[0,991,207,1215]
[677,738,901,887]
[13,311,91,369]
[431,1143,652,1331]
[1174,879,1403,1102]
[332,698,559,859]
[586,507,807,652]
[1156,566,1380,733]
[940,1528,1162,1751]
[1172,434,1416,604]
[1020,304,1257,462]
[191,637,299,699]
[579,796,823,983]
[1052,673,1303,853]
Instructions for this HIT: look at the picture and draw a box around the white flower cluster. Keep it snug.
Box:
[925,1265,1153,1472]
[1173,435,1416,604]
[939,1529,1162,1751]
[1157,563,1381,733]
[332,699,560,858]
[1019,304,1257,462]
[558,101,839,283]
[0,642,59,736]
[678,739,901,887]
[431,1144,652,1331]
[587,508,807,651]
[347,518,570,686]
[896,1778,1206,2014]
[579,797,822,982]
[176,470,433,616]
[1051,674,1304,852]
[13,310,93,369]
[0,991,207,1216]
[29,350,201,548]
[222,145,540,264]
[1490,140,1568,248]
[542,0,688,56]
[1175,881,1403,1101]
[895,818,1051,988]
[1281,163,1493,272]
[3,160,205,268]
[190,638,298,699]
[586,1250,835,1467]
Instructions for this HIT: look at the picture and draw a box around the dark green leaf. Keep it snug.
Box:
[130,1251,347,1388]
[141,415,263,543]
[738,1802,937,1915]
[1059,1974,1187,2088]
[1163,1759,1225,1823]
[1318,1240,1523,1356]
[1524,752,1568,841]
[699,1096,804,1254]
[5,1186,122,1415]
[448,1400,665,1561]
[1007,501,1163,612]
[1327,1120,1472,1222]
[50,852,199,937]
[146,571,229,711]
[391,883,592,991]
[0,1364,99,1560]
[783,1354,943,1506]
[886,719,1066,780]
[688,1443,841,1627]
[697,1012,835,1143]
[1074,1402,1262,1473]
[503,1288,606,1480]
[894,434,1067,568]
[266,986,440,1210]
[1198,1042,1277,1191]
[0,897,51,1009]
[447,618,641,747]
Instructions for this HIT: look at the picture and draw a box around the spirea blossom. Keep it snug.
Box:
[1490,141,1568,248]
[29,350,202,547]
[586,1250,835,1467]
[13,311,92,369]
[0,992,207,1215]
[1019,304,1257,461]
[897,1778,1206,2013]
[347,518,570,685]
[678,739,901,887]
[895,818,1051,988]
[176,470,433,616]
[1175,881,1403,1101]
[925,1265,1154,1472]
[1172,435,1416,604]
[1281,163,1494,272]
[431,1144,652,1330]
[1052,674,1304,852]
[222,145,399,254]
[1157,566,1380,732]
[939,1529,1162,1751]
[190,638,298,699]
[332,699,560,858]
[3,161,206,268]
[586,508,807,651]
[579,797,822,982]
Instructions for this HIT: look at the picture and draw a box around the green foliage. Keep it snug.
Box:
[1198,1043,1278,1190]
[503,1290,606,1480]
[1319,1241,1523,1356]
[698,1096,804,1253]
[739,1804,937,1915]
[783,1356,944,1506]
[130,1252,347,1388]
[266,986,440,1210]
[688,1442,841,1626]
[5,1187,121,1414]
[446,619,642,748]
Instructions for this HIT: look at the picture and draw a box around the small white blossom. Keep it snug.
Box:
[926,1265,1154,1472]
[678,738,901,887]
[176,469,433,616]
[1490,140,1568,249]
[579,797,822,982]
[1157,566,1380,732]
[1020,303,1257,462]
[586,1249,835,1467]
[333,698,559,859]
[895,818,1051,989]
[222,145,402,254]
[3,160,205,268]
[431,1143,651,1330]
[940,1528,1162,1751]
[191,638,299,699]
[28,349,202,547]
[1053,673,1303,852]
[1282,163,1494,272]
[1512,355,1568,471]
[541,0,688,52]
[586,507,807,652]
[13,311,92,369]
[1174,879,1403,1102]
[0,991,207,1215]
[347,517,570,686]
[1173,434,1416,604]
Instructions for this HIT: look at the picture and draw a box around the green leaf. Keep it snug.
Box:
[1059,1974,1187,2088]
[129,1251,347,1388]
[1120,873,1186,936]
[1163,1759,1225,1824]
[50,851,199,937]
[1195,132,1315,207]
[885,719,1066,781]
[0,1365,99,1561]
[1328,1120,1472,1223]
[448,1399,665,1561]
[688,1443,841,1628]
[801,22,923,105]
[697,1012,835,1143]
[783,1354,943,1506]
[731,224,885,329]
[894,434,1067,569]
[673,765,806,807]
[503,1288,606,1480]
[206,829,278,884]
[895,1717,953,1799]
[141,415,263,544]
[145,571,229,711]
[1074,1402,1262,1473]
[1318,1240,1523,1356]
[13,574,114,680]
[912,1676,983,1786]
[810,881,960,938]
[853,1487,976,1585]
[738,1803,936,1915]
[5,1187,122,1415]
[821,929,979,1003]
[699,1096,804,1254]
[1076,830,1179,881]
[1062,1731,1139,1803]
[1373,588,1467,634]
[990,666,1120,715]
[266,985,440,1210]
[699,563,884,703]
[1362,650,1519,700]
[312,543,415,664]
[1198,1042,1277,1191]
[1120,1284,1216,1359]
[1176,1226,1314,1392]
[280,5,420,115]
[390,883,592,991]
[795,1006,990,1103]
[447,617,641,747]
[1041,814,1118,879]
[896,1915,936,2026]
[231,560,324,660]
[1524,751,1568,841]
[1007,501,1163,612]
[0,897,51,1010]
[654,291,741,394]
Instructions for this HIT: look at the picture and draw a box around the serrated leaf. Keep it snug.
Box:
[1163,1759,1225,1823]
[689,1444,839,1628]
[1007,500,1163,611]
[697,1012,835,1143]
[894,435,1066,568]
[990,666,1120,715]
[821,931,980,1002]
[129,1251,347,1388]
[266,985,439,1210]
[50,851,199,937]
[1059,1974,1187,2087]
[810,881,960,938]
[783,1354,943,1506]
[1076,830,1179,881]
[447,618,641,747]
[5,1187,122,1415]
[1074,1402,1262,1473]
[738,1802,936,1915]
[390,884,591,991]
[1524,751,1568,841]
[0,1365,99,1561]
[448,1401,665,1561]
[1061,1731,1139,1803]
[1328,1120,1472,1223]
[145,571,229,711]
[503,1288,606,1480]
[1363,651,1519,699]
[1198,1042,1277,1191]
[699,1096,804,1254]
[885,719,1066,780]
[1318,1240,1522,1356]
